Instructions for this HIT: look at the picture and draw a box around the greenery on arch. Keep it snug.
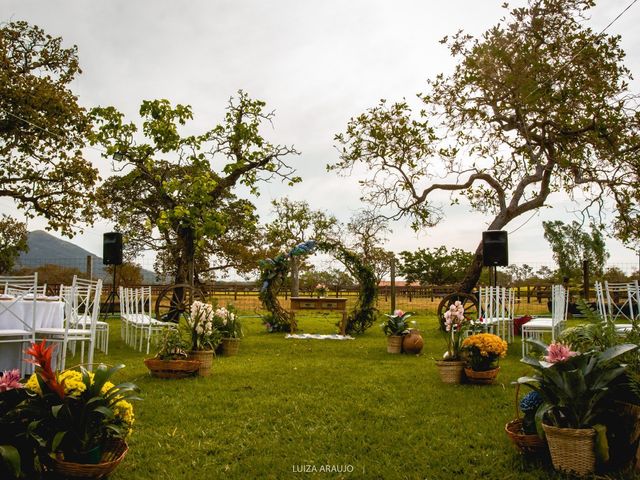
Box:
[258,241,377,334]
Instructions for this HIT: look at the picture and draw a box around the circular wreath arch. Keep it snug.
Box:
[258,240,377,334]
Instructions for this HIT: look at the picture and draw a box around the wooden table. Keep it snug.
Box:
[289,297,348,335]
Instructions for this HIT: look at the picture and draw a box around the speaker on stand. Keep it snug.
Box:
[482,230,508,287]
[103,232,123,318]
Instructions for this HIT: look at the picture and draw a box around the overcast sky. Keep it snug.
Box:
[2,0,640,275]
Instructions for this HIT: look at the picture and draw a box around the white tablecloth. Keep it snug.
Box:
[0,299,64,372]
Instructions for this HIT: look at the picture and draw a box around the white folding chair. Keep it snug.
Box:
[127,286,175,354]
[0,274,38,373]
[478,286,515,342]
[595,281,634,332]
[72,278,106,357]
[522,284,567,358]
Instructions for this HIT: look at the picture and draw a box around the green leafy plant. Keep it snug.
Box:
[380,310,413,336]
[156,328,189,360]
[213,305,243,339]
[518,339,637,430]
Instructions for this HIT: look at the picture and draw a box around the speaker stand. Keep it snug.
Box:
[101,265,119,320]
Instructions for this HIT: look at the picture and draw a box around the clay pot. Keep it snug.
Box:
[402,329,424,354]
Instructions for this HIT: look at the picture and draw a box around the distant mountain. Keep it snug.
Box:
[18,230,159,284]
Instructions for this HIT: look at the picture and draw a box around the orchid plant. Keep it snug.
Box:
[213,305,243,339]
[442,301,469,361]
[186,301,220,351]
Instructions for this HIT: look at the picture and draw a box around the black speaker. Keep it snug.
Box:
[482,230,508,267]
[103,232,123,265]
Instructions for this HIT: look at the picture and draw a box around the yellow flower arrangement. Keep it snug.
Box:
[462,333,508,371]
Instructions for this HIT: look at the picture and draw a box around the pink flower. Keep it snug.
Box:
[0,369,23,392]
[544,342,578,363]
[394,309,405,317]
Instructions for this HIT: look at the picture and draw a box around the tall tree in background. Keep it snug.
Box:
[0,215,28,274]
[331,0,639,293]
[91,92,299,284]
[346,211,394,284]
[398,246,475,285]
[0,21,98,235]
[265,198,338,296]
[543,220,608,279]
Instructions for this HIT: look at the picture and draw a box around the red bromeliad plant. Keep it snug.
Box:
[25,340,65,399]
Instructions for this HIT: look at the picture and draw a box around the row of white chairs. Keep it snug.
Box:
[595,280,640,331]
[478,286,516,343]
[119,286,176,354]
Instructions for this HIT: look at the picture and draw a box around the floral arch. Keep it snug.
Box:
[258,240,377,334]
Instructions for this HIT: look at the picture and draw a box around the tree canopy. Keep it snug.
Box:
[398,246,475,286]
[91,92,300,284]
[0,21,98,235]
[543,220,608,279]
[330,0,640,292]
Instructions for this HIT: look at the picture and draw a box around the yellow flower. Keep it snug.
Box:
[462,333,508,357]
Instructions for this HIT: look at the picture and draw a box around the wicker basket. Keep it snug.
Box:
[464,367,500,384]
[435,360,465,384]
[386,335,403,354]
[144,358,200,379]
[221,338,241,356]
[504,384,547,455]
[542,423,596,476]
[46,438,128,479]
[188,350,214,377]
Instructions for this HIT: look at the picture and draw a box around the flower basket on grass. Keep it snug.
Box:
[0,340,139,479]
[144,328,200,379]
[213,305,243,357]
[504,384,547,455]
[185,301,221,376]
[436,301,469,383]
[380,310,413,354]
[462,333,507,384]
[518,339,638,476]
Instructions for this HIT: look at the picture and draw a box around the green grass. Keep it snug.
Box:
[83,314,636,480]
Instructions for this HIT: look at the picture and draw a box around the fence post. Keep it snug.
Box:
[390,256,396,314]
[86,255,93,280]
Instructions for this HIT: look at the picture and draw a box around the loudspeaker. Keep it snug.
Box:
[103,232,123,265]
[482,230,508,267]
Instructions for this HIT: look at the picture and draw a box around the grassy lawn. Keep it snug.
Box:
[85,313,634,480]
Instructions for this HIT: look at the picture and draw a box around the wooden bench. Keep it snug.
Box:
[290,297,348,335]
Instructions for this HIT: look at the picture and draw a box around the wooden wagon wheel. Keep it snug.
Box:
[154,283,205,323]
[437,292,479,330]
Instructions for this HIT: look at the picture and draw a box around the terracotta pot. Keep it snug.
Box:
[435,360,465,384]
[221,338,241,356]
[402,330,424,354]
[464,367,500,384]
[386,335,403,354]
[188,350,214,377]
[542,423,596,476]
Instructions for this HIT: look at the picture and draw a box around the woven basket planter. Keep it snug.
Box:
[542,423,596,476]
[221,338,241,356]
[435,360,465,384]
[188,350,214,377]
[386,335,403,354]
[144,358,200,379]
[504,384,547,455]
[464,367,500,384]
[45,438,128,479]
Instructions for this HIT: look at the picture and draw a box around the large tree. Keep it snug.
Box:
[0,21,98,235]
[543,220,608,279]
[0,215,28,274]
[331,0,639,293]
[91,92,299,284]
[265,198,338,296]
[346,210,394,284]
[398,246,475,286]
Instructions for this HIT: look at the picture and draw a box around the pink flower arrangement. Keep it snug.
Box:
[443,301,465,332]
[544,342,578,363]
[0,368,23,392]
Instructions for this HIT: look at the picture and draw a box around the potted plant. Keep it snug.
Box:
[505,387,547,455]
[144,328,200,378]
[1,340,139,479]
[380,309,413,353]
[213,305,243,356]
[435,301,469,383]
[185,301,220,376]
[518,339,637,476]
[461,333,507,384]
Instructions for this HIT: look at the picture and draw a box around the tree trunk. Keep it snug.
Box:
[291,256,300,297]
[175,226,196,285]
